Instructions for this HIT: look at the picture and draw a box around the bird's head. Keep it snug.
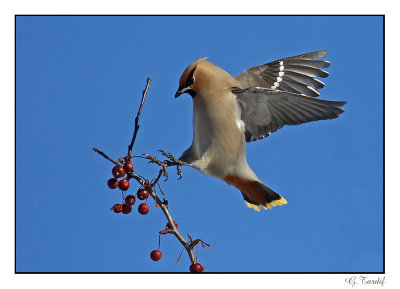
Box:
[175,57,239,98]
[175,57,207,98]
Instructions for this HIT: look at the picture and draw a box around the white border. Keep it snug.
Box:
[3,1,396,288]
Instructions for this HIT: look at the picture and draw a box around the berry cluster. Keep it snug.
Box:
[107,163,151,216]
[96,78,207,272]
[107,162,132,190]
[105,161,206,272]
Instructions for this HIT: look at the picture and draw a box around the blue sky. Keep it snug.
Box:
[16,16,383,272]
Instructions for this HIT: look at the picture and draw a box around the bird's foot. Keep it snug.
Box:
[158,150,189,180]
[143,151,188,180]
[143,153,170,180]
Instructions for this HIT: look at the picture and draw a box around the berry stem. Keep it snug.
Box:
[176,248,184,264]
[157,181,165,196]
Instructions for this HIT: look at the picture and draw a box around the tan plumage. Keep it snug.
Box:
[174,52,345,211]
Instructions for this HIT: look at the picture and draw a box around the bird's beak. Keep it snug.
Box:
[175,87,189,98]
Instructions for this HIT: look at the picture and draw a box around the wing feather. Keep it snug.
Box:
[283,64,329,78]
[236,50,331,97]
[276,82,298,94]
[234,87,346,142]
[284,71,325,89]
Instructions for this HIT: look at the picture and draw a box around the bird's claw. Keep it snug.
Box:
[146,151,187,180]
[159,150,189,167]
[158,150,188,179]
[177,165,183,180]
[143,153,169,181]
[158,150,177,161]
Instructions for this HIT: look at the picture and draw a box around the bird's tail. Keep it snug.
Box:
[241,182,287,211]
[223,174,287,211]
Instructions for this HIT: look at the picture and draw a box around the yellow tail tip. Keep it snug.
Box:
[262,197,288,210]
[245,201,261,211]
[245,197,287,211]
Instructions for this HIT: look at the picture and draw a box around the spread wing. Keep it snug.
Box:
[236,51,330,97]
[234,87,346,142]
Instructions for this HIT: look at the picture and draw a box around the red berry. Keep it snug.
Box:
[166,221,178,229]
[125,195,136,206]
[189,263,204,273]
[118,179,130,191]
[107,178,119,189]
[150,250,162,261]
[138,203,149,215]
[112,204,123,213]
[137,188,150,200]
[122,203,132,214]
[112,165,126,178]
[123,162,134,172]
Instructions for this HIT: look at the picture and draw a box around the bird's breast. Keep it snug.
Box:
[191,92,246,177]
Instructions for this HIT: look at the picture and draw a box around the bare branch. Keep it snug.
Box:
[92,147,119,165]
[148,186,197,264]
[126,169,197,264]
[128,77,151,159]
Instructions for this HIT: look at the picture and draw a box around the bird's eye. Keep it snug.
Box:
[187,75,195,86]
[185,67,196,87]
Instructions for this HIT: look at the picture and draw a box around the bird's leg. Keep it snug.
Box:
[143,151,189,180]
[158,150,190,180]
[143,153,170,180]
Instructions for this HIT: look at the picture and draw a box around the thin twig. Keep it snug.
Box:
[150,169,165,188]
[92,147,119,165]
[128,77,152,160]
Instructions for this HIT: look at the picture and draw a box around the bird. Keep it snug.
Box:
[173,51,346,211]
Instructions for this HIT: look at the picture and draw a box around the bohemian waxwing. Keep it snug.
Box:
[174,51,346,211]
